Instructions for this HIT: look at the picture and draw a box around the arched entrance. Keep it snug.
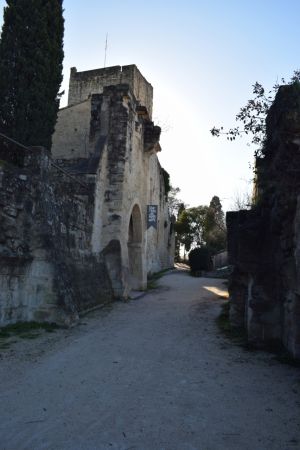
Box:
[128,204,144,290]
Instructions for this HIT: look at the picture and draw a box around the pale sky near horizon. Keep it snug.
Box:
[1,1,300,212]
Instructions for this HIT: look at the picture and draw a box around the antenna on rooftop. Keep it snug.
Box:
[104,33,108,68]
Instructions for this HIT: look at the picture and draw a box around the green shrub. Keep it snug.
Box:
[188,246,212,273]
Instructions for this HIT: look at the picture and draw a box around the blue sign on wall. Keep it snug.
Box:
[147,205,158,229]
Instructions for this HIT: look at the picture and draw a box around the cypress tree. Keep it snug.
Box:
[0,0,64,149]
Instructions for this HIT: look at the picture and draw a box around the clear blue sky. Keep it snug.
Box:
[1,0,300,211]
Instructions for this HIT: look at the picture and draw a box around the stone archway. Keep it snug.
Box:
[128,204,145,290]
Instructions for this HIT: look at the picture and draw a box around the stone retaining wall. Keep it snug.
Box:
[0,146,113,326]
[227,84,300,360]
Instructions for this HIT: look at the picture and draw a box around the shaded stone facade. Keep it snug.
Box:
[0,65,174,326]
[227,84,300,360]
[0,147,113,325]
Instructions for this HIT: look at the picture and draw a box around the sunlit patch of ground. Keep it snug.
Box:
[174,262,190,271]
[203,285,229,299]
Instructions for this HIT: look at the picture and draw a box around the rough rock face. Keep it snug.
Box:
[0,146,113,326]
[227,84,300,360]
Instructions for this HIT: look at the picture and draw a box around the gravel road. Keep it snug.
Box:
[0,268,299,450]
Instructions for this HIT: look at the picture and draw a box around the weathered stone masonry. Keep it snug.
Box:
[52,65,174,297]
[68,65,153,117]
[0,64,174,325]
[227,84,300,360]
[0,148,113,325]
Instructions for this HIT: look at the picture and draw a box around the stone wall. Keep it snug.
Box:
[227,84,300,360]
[146,155,174,274]
[53,67,174,298]
[212,250,228,269]
[67,65,153,118]
[85,84,174,293]
[0,64,174,326]
[52,100,91,159]
[0,146,113,326]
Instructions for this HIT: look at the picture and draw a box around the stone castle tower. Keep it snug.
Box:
[51,64,173,306]
[0,64,174,326]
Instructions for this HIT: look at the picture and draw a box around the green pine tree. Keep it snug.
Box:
[0,0,64,149]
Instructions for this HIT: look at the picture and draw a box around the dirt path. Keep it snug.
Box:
[0,269,299,450]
